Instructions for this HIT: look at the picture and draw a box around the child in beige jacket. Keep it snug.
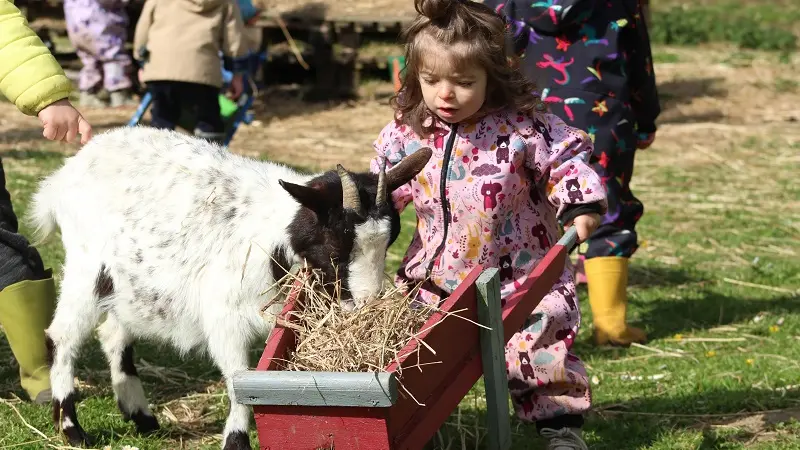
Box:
[134,0,247,144]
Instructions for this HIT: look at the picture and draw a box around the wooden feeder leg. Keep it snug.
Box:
[476,268,512,450]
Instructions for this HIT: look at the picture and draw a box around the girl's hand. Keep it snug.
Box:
[37,99,93,144]
[567,213,601,243]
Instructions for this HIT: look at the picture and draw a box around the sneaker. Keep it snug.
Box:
[540,428,589,450]
[109,90,139,107]
[80,91,107,107]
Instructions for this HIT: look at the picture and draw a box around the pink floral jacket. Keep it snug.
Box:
[371,110,607,302]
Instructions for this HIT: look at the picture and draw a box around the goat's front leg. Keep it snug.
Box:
[46,264,103,446]
[98,314,159,434]
[206,319,253,450]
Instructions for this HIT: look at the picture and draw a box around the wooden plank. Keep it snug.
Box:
[256,272,304,371]
[476,268,512,450]
[385,266,484,441]
[253,405,391,449]
[557,226,579,250]
[232,371,398,407]
[393,346,483,449]
[256,10,413,26]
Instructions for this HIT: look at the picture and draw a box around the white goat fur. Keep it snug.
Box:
[29,126,391,448]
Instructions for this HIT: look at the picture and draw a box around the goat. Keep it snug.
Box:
[28,126,432,450]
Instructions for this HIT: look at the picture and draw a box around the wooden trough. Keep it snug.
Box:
[232,228,578,449]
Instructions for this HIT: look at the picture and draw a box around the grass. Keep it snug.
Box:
[1,52,800,450]
[1,128,798,450]
[647,4,798,52]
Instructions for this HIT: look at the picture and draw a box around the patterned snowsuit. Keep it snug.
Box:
[63,0,133,93]
[486,0,661,259]
[372,110,606,424]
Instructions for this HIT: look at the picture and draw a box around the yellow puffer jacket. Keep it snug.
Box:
[0,1,73,116]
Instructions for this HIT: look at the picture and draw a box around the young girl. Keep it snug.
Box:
[372,1,606,447]
[1,0,92,405]
[485,0,661,347]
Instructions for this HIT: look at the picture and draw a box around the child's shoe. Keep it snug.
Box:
[540,427,589,450]
[109,89,138,107]
[584,256,647,346]
[80,91,107,107]
[0,275,57,404]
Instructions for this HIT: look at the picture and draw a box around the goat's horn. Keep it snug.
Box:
[337,165,361,212]
[376,157,387,207]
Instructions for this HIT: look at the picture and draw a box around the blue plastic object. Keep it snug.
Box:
[237,0,260,23]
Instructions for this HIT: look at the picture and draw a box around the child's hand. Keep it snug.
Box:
[567,213,601,243]
[38,99,93,144]
[636,132,656,149]
[228,74,244,100]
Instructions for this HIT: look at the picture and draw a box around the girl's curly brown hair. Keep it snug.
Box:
[391,0,542,138]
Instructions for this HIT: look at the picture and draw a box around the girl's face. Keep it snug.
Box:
[418,49,487,124]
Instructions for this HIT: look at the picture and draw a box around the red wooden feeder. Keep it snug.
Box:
[232,229,577,449]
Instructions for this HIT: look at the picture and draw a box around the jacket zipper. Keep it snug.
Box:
[426,122,458,278]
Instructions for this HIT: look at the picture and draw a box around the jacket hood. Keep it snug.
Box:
[507,0,597,34]
[181,0,226,13]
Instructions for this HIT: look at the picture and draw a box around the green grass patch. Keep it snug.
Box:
[650,2,799,52]
[652,50,682,64]
[0,125,798,448]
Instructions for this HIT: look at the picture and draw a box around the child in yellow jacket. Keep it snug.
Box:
[0,0,92,404]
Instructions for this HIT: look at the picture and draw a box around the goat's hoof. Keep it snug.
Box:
[131,411,161,434]
[223,430,252,450]
[62,425,92,447]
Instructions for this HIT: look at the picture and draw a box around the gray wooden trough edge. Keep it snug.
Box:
[232,370,398,407]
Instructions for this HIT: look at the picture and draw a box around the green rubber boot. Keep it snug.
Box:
[0,275,56,404]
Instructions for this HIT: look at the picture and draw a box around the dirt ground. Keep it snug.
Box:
[1,46,798,172]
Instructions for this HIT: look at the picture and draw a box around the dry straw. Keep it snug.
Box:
[263,266,438,373]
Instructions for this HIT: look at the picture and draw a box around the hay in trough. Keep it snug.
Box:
[264,267,438,374]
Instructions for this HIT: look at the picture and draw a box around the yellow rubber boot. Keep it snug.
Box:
[583,256,647,347]
[0,276,56,404]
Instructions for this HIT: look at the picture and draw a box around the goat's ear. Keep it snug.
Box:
[386,147,433,191]
[279,180,327,213]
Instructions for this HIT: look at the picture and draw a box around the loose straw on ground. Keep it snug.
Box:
[0,397,49,441]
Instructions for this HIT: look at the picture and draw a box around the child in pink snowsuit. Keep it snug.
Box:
[372,1,606,448]
[63,0,136,107]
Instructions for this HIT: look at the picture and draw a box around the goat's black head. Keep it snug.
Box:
[279,147,433,304]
